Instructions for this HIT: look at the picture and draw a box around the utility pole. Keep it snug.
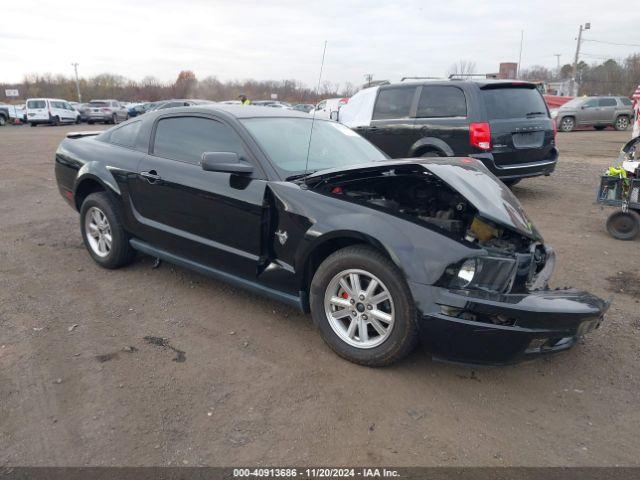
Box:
[553,54,561,75]
[71,62,81,103]
[364,74,373,87]
[517,30,524,79]
[571,22,590,96]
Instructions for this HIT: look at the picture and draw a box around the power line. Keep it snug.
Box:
[582,39,640,48]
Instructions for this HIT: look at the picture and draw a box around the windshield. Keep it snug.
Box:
[241,118,388,177]
[482,87,548,119]
[559,98,584,109]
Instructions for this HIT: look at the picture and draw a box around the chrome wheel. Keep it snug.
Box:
[84,207,112,257]
[560,117,574,132]
[616,117,629,130]
[324,269,394,349]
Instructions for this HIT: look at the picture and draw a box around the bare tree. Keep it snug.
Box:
[448,60,477,78]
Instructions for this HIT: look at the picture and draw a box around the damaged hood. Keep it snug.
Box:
[306,158,542,241]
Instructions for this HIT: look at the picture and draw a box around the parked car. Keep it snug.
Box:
[337,80,557,185]
[70,102,89,122]
[551,96,634,132]
[293,103,315,113]
[0,103,9,126]
[127,103,147,118]
[54,105,608,366]
[86,100,129,124]
[26,98,81,126]
[151,99,214,111]
[309,97,349,119]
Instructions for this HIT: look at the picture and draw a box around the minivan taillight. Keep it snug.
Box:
[470,122,491,151]
[553,119,557,139]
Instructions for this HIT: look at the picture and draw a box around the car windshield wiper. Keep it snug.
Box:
[285,171,318,181]
[525,111,546,117]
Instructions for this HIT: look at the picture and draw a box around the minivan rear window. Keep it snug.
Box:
[89,101,108,107]
[482,87,548,120]
[27,100,46,109]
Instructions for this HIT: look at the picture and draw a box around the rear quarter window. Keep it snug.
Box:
[482,87,548,120]
[373,87,416,120]
[620,97,632,106]
[109,121,141,148]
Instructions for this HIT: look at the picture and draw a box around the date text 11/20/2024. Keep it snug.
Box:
[233,468,400,477]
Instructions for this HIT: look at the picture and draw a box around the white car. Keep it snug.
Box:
[26,98,80,127]
[308,97,349,119]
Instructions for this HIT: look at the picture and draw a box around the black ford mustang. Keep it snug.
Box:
[54,105,608,366]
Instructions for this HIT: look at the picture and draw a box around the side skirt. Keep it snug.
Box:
[129,238,304,311]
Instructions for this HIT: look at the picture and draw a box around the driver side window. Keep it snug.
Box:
[152,116,247,165]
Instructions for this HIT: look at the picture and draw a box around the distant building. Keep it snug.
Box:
[498,62,518,79]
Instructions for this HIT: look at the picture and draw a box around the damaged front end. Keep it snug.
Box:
[307,158,609,364]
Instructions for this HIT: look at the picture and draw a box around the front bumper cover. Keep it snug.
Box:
[409,283,610,365]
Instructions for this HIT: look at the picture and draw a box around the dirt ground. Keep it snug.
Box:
[1,124,639,467]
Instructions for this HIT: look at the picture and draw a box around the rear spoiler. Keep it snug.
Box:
[66,131,103,139]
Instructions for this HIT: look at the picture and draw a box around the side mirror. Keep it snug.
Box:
[201,152,253,174]
[330,110,339,121]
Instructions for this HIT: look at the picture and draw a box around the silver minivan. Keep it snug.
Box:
[551,96,633,132]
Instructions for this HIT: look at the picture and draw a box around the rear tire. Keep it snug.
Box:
[0,115,6,126]
[111,114,118,125]
[88,120,94,125]
[606,210,640,240]
[614,116,629,131]
[502,178,521,187]
[559,116,575,132]
[420,150,444,158]
[309,245,418,367]
[30,122,37,127]
[79,192,136,269]
[51,116,60,126]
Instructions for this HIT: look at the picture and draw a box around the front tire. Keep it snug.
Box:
[614,116,629,131]
[310,245,418,366]
[80,192,136,268]
[606,210,639,240]
[559,116,575,132]
[50,116,60,126]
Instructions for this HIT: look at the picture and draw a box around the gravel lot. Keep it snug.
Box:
[1,124,639,467]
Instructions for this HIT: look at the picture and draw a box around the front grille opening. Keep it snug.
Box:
[440,306,516,326]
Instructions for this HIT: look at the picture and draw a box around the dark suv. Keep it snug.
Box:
[337,80,558,184]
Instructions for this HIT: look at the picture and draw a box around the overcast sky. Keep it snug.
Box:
[2,0,639,88]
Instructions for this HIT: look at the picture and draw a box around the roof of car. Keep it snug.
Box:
[381,79,537,89]
[149,103,312,119]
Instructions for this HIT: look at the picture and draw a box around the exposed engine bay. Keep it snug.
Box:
[315,168,532,253]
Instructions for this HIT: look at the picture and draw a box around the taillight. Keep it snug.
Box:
[552,119,557,139]
[339,98,349,104]
[470,122,491,151]
[101,107,111,112]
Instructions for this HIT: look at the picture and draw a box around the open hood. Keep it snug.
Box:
[306,158,542,241]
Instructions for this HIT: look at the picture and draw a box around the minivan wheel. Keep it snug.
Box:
[614,116,629,131]
[0,115,6,126]
[80,192,136,268]
[559,117,575,132]
[310,245,418,366]
[51,116,60,126]
[420,150,444,158]
[30,122,36,127]
[606,210,640,240]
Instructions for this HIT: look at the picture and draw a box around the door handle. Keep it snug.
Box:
[140,170,161,183]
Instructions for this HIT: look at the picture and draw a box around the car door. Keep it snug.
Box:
[598,97,617,123]
[365,86,419,158]
[413,85,469,155]
[128,113,268,279]
[578,98,600,125]
[63,102,76,122]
